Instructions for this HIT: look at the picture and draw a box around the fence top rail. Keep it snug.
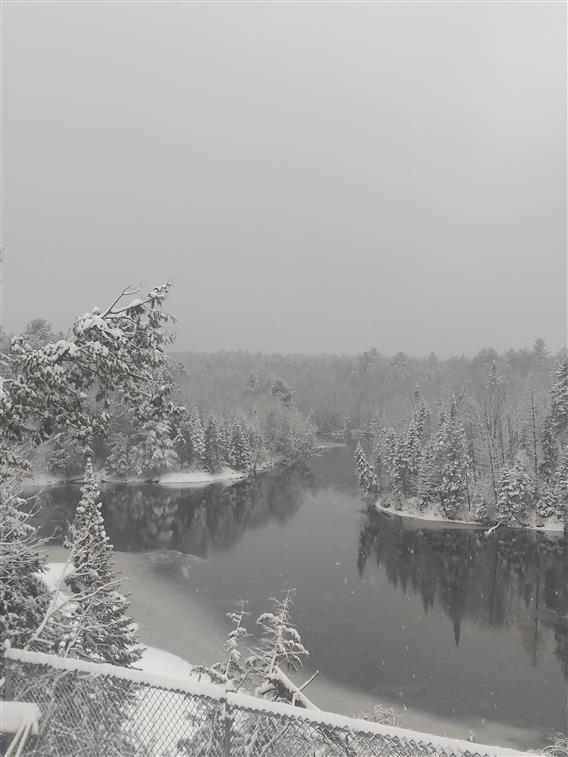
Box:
[5,647,527,757]
[4,647,225,701]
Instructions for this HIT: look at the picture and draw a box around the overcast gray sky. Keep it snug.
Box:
[2,1,566,356]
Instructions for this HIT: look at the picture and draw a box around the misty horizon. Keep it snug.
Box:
[2,1,566,356]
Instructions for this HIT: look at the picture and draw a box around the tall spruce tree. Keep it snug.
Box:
[354,441,379,497]
[0,489,50,652]
[189,407,206,468]
[496,461,533,526]
[229,421,253,471]
[58,459,142,666]
[204,417,223,473]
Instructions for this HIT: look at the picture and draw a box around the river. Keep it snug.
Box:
[34,445,567,752]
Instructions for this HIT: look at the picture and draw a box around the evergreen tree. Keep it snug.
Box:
[195,601,250,689]
[540,415,558,481]
[105,432,131,478]
[417,443,438,510]
[172,415,192,469]
[432,403,470,519]
[129,418,178,478]
[550,359,568,437]
[59,459,142,666]
[48,432,86,479]
[270,376,293,407]
[551,445,568,524]
[189,407,206,468]
[229,421,252,471]
[247,372,260,392]
[0,490,50,651]
[354,441,379,497]
[204,417,223,473]
[251,590,309,701]
[390,436,413,497]
[496,461,533,526]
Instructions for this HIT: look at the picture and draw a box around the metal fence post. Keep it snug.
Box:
[4,656,13,700]
[222,696,231,757]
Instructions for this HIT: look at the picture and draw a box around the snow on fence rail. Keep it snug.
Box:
[2,648,527,757]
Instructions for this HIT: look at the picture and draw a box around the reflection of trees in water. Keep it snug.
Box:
[358,515,568,676]
[36,466,313,558]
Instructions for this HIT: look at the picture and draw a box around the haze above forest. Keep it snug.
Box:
[3,1,566,356]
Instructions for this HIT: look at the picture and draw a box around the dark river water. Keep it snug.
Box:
[33,445,567,749]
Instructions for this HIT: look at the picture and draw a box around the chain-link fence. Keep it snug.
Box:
[2,648,526,757]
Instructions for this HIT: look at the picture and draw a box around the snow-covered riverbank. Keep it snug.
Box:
[22,463,277,490]
[372,502,564,533]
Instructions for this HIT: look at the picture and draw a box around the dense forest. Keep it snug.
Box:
[353,350,568,529]
[1,320,315,480]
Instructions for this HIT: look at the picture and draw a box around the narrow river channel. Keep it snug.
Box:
[35,445,567,752]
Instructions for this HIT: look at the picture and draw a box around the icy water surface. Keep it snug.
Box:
[35,446,567,750]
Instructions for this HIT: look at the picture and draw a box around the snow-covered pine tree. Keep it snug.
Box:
[189,407,206,469]
[390,436,413,497]
[372,434,382,476]
[172,415,192,470]
[194,601,250,689]
[247,422,265,471]
[432,401,470,519]
[401,399,430,498]
[354,441,379,497]
[56,458,142,666]
[204,417,223,473]
[48,431,87,480]
[129,417,178,479]
[105,432,131,478]
[229,421,252,471]
[540,415,558,482]
[551,445,568,524]
[0,487,50,652]
[0,283,178,661]
[247,372,260,392]
[381,428,397,485]
[550,359,568,437]
[252,590,309,702]
[417,442,438,510]
[496,460,534,526]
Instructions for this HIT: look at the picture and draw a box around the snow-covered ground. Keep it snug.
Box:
[373,501,564,533]
[24,464,273,489]
[42,561,195,683]
[137,645,194,679]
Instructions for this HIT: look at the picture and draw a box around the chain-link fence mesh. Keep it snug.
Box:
[2,649,525,757]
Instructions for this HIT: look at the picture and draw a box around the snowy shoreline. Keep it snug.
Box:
[372,501,564,533]
[22,462,278,490]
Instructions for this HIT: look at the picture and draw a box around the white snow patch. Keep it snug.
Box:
[373,502,485,529]
[137,646,194,680]
[42,562,74,593]
[156,467,247,487]
[373,502,564,533]
[0,702,41,736]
